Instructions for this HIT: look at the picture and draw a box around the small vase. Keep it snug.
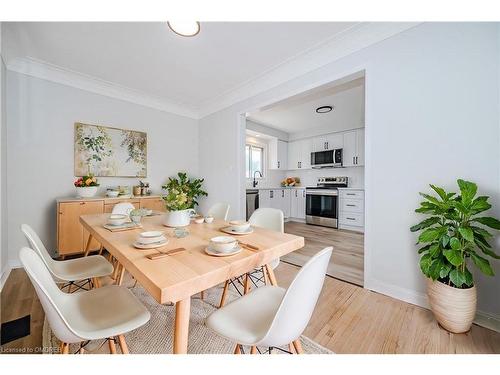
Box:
[76,186,98,198]
[426,278,477,333]
[163,209,195,227]
[130,215,142,225]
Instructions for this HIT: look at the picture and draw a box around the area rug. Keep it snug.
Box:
[43,284,332,354]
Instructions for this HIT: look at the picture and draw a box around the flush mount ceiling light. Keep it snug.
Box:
[167,21,201,37]
[316,105,333,114]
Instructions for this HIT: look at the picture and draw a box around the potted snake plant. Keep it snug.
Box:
[410,179,500,333]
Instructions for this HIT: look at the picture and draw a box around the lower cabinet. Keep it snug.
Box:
[258,188,305,220]
[57,195,165,257]
[338,189,365,232]
[57,200,104,256]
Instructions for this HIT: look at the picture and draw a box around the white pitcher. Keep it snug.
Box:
[162,209,195,227]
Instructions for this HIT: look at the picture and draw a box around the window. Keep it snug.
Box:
[245,144,264,178]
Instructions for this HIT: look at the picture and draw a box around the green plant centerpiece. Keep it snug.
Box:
[411,179,500,333]
[161,172,207,227]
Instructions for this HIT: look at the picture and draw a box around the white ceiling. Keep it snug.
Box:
[247,76,365,134]
[2,22,358,112]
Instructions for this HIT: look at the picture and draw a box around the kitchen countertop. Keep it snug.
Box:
[247,186,305,191]
[337,187,365,190]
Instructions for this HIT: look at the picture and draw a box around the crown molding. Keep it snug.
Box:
[198,22,421,118]
[6,57,199,119]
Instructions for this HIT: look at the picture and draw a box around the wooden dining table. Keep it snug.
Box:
[79,213,305,354]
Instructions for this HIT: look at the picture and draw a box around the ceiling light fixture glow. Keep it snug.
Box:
[316,105,333,114]
[167,21,201,37]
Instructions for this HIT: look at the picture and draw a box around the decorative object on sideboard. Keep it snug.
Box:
[74,174,99,198]
[162,172,208,227]
[74,122,147,177]
[281,177,300,187]
[410,179,500,333]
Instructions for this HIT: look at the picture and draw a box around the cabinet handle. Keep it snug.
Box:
[282,190,284,197]
[356,156,359,164]
[346,204,356,207]
[270,191,273,198]
[277,161,280,168]
[295,190,297,197]
[326,142,329,149]
[346,217,356,221]
[303,190,305,198]
[347,193,355,196]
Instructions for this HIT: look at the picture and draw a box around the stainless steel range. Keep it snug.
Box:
[306,176,348,228]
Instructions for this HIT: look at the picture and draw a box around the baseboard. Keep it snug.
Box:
[365,277,500,332]
[287,218,306,223]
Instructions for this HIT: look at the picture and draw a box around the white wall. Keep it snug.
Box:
[199,23,500,319]
[6,71,199,261]
[0,22,9,288]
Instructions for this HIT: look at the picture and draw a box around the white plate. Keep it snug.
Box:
[220,226,254,235]
[133,239,168,249]
[140,231,164,238]
[205,244,242,257]
[136,235,167,245]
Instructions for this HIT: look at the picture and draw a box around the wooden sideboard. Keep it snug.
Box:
[56,195,165,257]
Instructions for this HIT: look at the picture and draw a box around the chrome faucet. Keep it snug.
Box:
[253,171,263,188]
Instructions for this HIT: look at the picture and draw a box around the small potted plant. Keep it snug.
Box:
[411,179,500,333]
[74,174,99,198]
[162,172,207,227]
[129,208,148,224]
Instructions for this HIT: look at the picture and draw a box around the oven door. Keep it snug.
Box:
[306,189,338,228]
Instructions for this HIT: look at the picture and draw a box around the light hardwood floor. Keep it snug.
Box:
[1,264,499,354]
[283,221,364,286]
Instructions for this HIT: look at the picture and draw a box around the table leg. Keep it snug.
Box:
[173,298,191,354]
[83,234,93,257]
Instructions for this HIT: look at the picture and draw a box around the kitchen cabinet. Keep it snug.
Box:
[343,128,364,167]
[288,138,312,170]
[258,189,291,219]
[338,189,364,232]
[290,188,306,219]
[259,189,271,208]
[268,139,288,170]
[312,133,343,152]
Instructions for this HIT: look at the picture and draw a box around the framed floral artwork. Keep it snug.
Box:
[74,122,147,177]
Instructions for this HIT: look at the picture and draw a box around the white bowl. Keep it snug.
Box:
[204,216,214,224]
[229,220,251,233]
[194,217,204,224]
[107,214,128,226]
[106,190,120,197]
[136,235,167,245]
[209,236,237,253]
[140,231,164,238]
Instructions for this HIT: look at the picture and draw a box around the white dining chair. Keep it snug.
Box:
[19,247,150,354]
[207,246,332,354]
[21,224,113,291]
[111,202,135,216]
[207,202,230,221]
[219,208,283,307]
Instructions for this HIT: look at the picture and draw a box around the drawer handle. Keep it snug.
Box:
[346,204,356,207]
[346,217,356,221]
[346,193,355,196]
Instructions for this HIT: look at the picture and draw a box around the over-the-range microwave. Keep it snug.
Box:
[311,149,343,168]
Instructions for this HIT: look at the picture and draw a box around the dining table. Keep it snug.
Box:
[79,213,305,354]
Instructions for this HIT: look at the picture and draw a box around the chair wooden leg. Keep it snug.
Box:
[243,274,251,294]
[79,347,85,354]
[262,266,269,285]
[292,339,303,354]
[83,234,93,257]
[60,342,69,354]
[108,337,117,354]
[219,280,229,308]
[200,290,205,300]
[98,245,104,255]
[67,283,73,293]
[288,343,296,354]
[250,346,257,354]
[92,277,100,288]
[116,265,125,286]
[118,334,129,354]
[265,264,278,286]
[234,344,241,354]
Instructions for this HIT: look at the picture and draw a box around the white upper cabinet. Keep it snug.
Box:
[268,138,288,170]
[312,133,343,152]
[288,139,311,170]
[343,128,364,167]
